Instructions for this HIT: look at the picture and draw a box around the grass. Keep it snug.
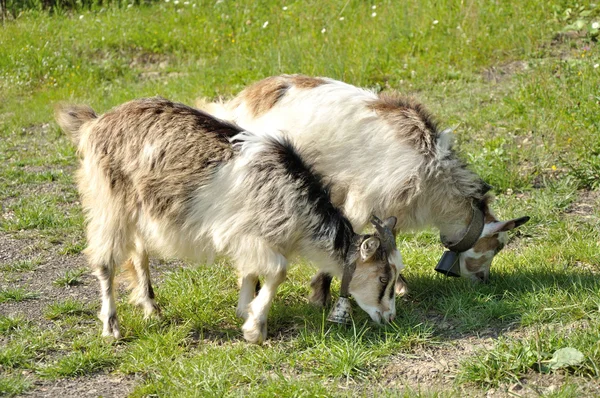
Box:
[0,374,32,397]
[0,287,39,303]
[44,298,94,319]
[0,256,42,272]
[52,267,86,287]
[0,0,599,396]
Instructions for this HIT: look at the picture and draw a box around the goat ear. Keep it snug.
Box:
[487,216,530,234]
[360,237,380,261]
[383,216,397,233]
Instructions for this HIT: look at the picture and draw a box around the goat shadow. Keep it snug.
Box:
[398,266,600,340]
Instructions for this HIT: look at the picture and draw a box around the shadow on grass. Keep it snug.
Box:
[401,267,600,339]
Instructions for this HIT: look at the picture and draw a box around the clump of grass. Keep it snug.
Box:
[0,195,78,232]
[0,341,35,369]
[38,341,117,379]
[0,373,32,397]
[44,298,94,320]
[59,239,86,255]
[0,257,42,272]
[0,288,39,303]
[53,267,86,287]
[0,315,28,335]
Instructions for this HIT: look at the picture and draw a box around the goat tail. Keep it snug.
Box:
[54,103,97,146]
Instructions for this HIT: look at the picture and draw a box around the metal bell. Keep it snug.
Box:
[327,297,353,324]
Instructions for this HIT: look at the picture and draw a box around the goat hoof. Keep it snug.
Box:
[142,301,161,319]
[242,318,267,345]
[102,313,121,339]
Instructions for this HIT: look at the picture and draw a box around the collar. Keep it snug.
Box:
[339,261,356,298]
[441,202,485,253]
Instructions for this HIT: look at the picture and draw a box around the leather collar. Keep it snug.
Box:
[441,203,485,253]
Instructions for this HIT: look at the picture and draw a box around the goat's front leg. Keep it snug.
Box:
[309,272,332,307]
[242,269,286,344]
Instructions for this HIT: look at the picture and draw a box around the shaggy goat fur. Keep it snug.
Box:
[196,74,529,289]
[56,97,401,344]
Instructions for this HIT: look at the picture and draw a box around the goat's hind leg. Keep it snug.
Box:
[309,272,332,307]
[92,260,121,339]
[124,237,160,318]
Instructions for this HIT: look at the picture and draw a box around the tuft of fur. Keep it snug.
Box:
[55,104,97,145]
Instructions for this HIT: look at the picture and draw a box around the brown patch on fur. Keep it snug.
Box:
[240,76,290,117]
[465,256,488,272]
[472,235,500,254]
[75,97,240,223]
[368,93,439,156]
[239,75,327,118]
[481,195,498,223]
[286,74,327,89]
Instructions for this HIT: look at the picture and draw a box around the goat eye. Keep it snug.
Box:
[379,276,389,285]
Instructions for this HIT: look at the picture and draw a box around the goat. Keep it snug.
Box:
[196,74,530,304]
[55,97,402,344]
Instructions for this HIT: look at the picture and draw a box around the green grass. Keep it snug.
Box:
[0,257,42,272]
[0,374,32,397]
[38,339,117,378]
[52,267,87,287]
[0,315,28,335]
[44,298,94,319]
[0,287,39,303]
[1,0,599,396]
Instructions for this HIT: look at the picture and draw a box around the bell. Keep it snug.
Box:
[435,251,461,277]
[327,297,353,324]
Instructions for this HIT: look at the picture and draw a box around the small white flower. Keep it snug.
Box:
[262,21,269,28]
[594,64,599,68]
[192,3,196,7]
[282,6,288,10]
[339,16,344,21]
[592,22,600,30]
[433,20,439,25]
[371,12,376,17]
[372,5,376,9]
[165,0,169,2]
[174,0,179,4]
[127,3,132,7]
[79,15,84,19]
[321,28,326,33]
[184,1,189,4]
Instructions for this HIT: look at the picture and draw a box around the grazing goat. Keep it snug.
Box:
[56,97,401,344]
[196,74,529,304]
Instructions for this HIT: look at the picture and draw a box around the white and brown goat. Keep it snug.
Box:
[56,97,402,344]
[196,74,530,302]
